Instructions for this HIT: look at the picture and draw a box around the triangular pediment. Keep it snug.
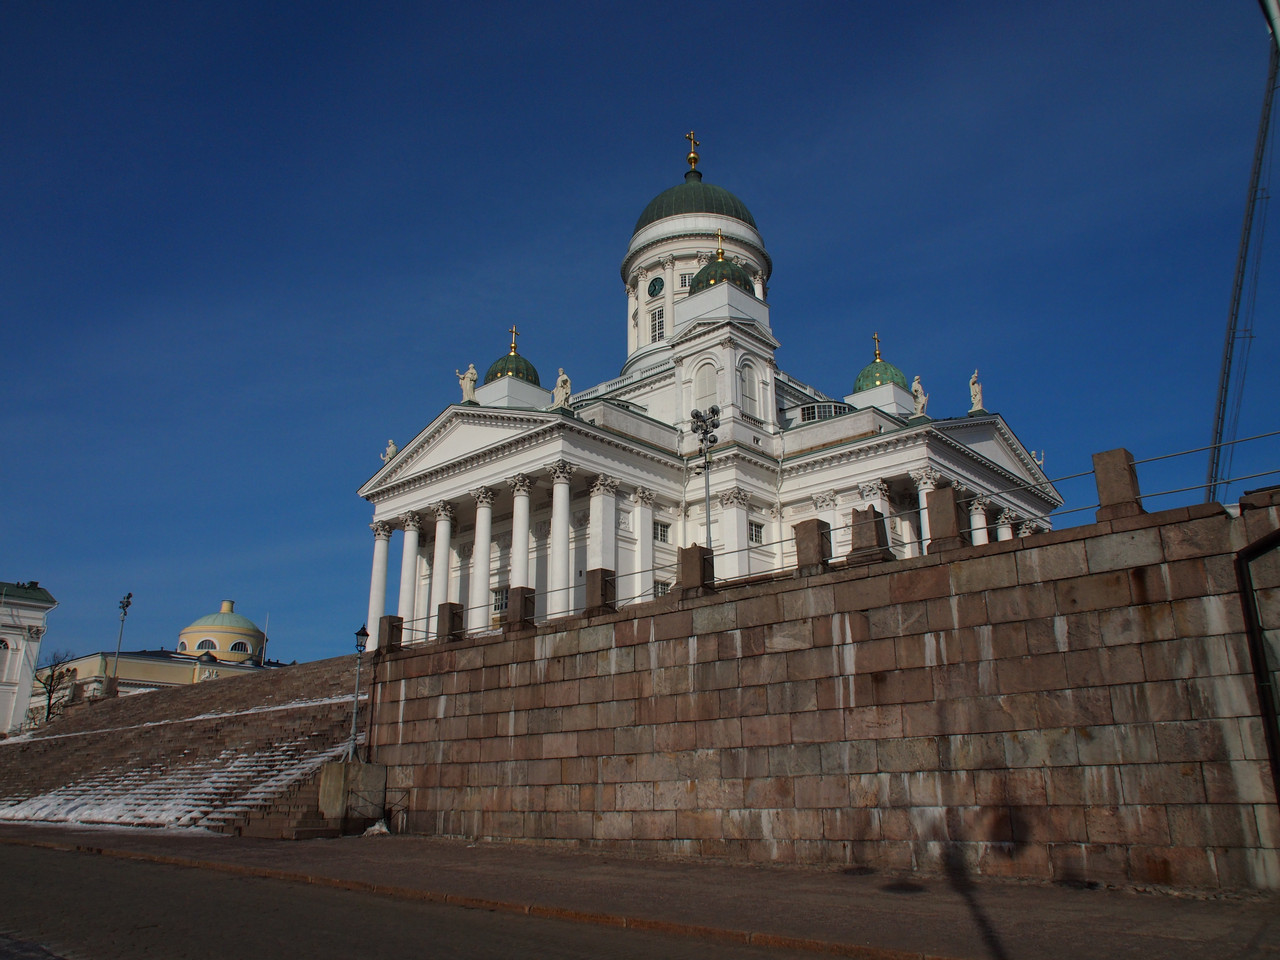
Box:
[359,406,556,497]
[935,417,1052,492]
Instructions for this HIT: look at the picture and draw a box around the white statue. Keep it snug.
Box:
[380,439,398,463]
[456,363,477,403]
[1033,450,1045,468]
[551,367,571,409]
[969,369,983,413]
[911,376,928,417]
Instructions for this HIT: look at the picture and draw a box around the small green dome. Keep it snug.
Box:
[689,255,755,296]
[853,358,907,392]
[186,600,262,633]
[634,170,757,235]
[484,350,541,386]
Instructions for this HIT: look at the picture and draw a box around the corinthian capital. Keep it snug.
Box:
[632,486,655,507]
[400,512,422,534]
[507,473,533,495]
[546,459,576,482]
[370,520,393,540]
[661,254,675,269]
[590,474,619,496]
[858,480,888,502]
[718,486,751,508]
[910,467,941,491]
[431,501,455,524]
[471,486,495,507]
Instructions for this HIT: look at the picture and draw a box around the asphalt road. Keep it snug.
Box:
[0,844,819,960]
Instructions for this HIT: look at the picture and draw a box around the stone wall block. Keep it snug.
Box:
[1065,647,1145,687]
[974,768,1047,805]
[952,553,1019,594]
[844,704,903,740]
[1085,528,1164,574]
[1111,681,1193,724]
[984,585,1057,624]
[1120,762,1207,804]
[1055,571,1132,615]
[768,743,823,777]
[1171,596,1246,638]
[1098,603,1176,646]
[1005,727,1079,767]
[691,603,737,634]
[995,653,1068,695]
[852,667,935,706]
[1045,765,1124,805]
[833,575,891,612]
[1016,541,1089,584]
[782,584,835,621]
[890,564,952,604]
[1161,514,1235,561]
[1202,760,1277,804]
[1127,565,1172,605]
[819,739,877,775]
[1034,687,1114,728]
[876,736,940,772]
[1167,805,1260,848]
[790,709,843,743]
[1085,805,1171,845]
[1187,675,1260,720]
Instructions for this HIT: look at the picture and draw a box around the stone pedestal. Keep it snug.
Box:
[1094,448,1145,521]
[584,568,616,616]
[925,486,967,553]
[846,506,894,566]
[793,518,831,577]
[378,615,403,653]
[677,545,714,597]
[504,586,536,633]
[435,602,463,641]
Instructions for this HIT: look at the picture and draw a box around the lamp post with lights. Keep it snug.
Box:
[688,406,720,551]
[346,625,369,761]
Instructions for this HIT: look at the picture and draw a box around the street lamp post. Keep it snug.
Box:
[688,406,720,551]
[111,592,133,682]
[346,624,370,762]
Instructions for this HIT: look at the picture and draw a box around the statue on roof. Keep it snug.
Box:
[551,368,571,409]
[380,439,398,463]
[456,363,477,403]
[969,369,984,413]
[911,376,929,417]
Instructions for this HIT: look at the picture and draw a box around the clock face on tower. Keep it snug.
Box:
[647,276,664,298]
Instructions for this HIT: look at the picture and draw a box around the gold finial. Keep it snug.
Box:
[715,228,725,261]
[508,325,519,355]
[873,331,881,361]
[685,130,700,170]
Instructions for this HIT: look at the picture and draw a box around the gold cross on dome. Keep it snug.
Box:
[873,331,881,361]
[685,130,700,169]
[508,325,519,355]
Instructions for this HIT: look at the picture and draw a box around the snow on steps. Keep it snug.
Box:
[0,655,366,837]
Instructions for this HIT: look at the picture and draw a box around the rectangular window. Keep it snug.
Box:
[748,521,764,545]
[653,582,671,597]
[650,307,665,342]
[653,521,670,543]
[679,273,694,288]
[491,587,509,614]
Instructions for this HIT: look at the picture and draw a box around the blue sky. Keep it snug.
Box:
[4,1,1277,664]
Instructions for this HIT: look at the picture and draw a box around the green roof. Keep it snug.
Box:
[0,581,56,604]
[689,256,755,296]
[634,170,757,234]
[185,611,262,633]
[853,358,907,392]
[484,351,541,386]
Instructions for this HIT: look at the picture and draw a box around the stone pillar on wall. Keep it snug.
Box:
[428,502,454,639]
[719,487,751,580]
[847,505,894,565]
[396,513,421,630]
[366,520,392,650]
[1093,447,1145,521]
[969,497,990,546]
[677,544,714,597]
[910,467,940,553]
[925,486,966,554]
[547,459,575,617]
[467,487,495,632]
[793,518,831,577]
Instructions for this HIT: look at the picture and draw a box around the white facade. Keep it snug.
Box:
[0,582,57,733]
[358,155,1062,646]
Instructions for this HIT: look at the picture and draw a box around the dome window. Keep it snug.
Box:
[178,641,187,651]
[196,639,217,651]
[230,641,250,653]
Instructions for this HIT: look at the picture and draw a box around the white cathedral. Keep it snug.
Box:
[359,138,1061,644]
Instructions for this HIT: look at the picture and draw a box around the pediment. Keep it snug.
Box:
[934,417,1051,491]
[359,407,555,497]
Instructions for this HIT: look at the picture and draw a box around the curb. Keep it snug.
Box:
[0,834,963,960]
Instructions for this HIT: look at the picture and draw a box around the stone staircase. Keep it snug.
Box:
[0,655,370,838]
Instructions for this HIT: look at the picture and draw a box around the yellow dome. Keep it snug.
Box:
[177,600,264,665]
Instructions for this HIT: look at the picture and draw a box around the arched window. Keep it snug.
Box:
[230,641,250,653]
[740,363,759,418]
[694,362,717,412]
[196,639,216,651]
[178,641,187,651]
[0,639,9,649]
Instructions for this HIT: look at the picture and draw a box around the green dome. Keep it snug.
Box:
[853,358,907,392]
[689,255,755,296]
[484,350,541,386]
[634,170,757,234]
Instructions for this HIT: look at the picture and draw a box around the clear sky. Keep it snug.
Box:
[4,1,1277,664]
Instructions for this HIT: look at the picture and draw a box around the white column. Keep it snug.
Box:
[996,509,1016,542]
[910,467,940,554]
[397,513,421,628]
[588,475,619,571]
[752,270,765,300]
[626,280,638,356]
[547,460,575,617]
[366,520,393,649]
[508,473,532,588]
[467,487,495,632]
[719,487,751,579]
[630,487,655,604]
[412,549,431,644]
[969,497,990,546]
[662,254,675,327]
[770,502,786,569]
[636,268,650,344]
[428,502,454,637]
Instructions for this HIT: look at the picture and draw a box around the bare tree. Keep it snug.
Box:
[32,649,77,724]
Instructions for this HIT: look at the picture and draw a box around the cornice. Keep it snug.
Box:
[621,228,773,280]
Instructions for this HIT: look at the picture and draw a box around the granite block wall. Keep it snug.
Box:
[369,492,1280,889]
